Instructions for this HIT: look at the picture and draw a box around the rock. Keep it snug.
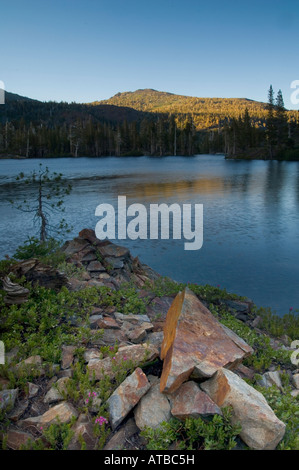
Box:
[79,228,98,244]
[29,401,48,417]
[201,368,286,450]
[86,279,106,288]
[257,371,283,391]
[89,328,126,346]
[6,430,33,450]
[170,381,222,420]
[20,402,78,431]
[88,356,114,381]
[139,321,154,332]
[87,260,106,272]
[68,279,88,291]
[89,315,103,329]
[81,251,97,263]
[108,368,151,430]
[43,377,70,404]
[0,389,18,411]
[117,343,159,365]
[291,389,299,398]
[14,355,45,378]
[134,382,171,430]
[15,355,43,371]
[160,288,253,393]
[61,345,76,369]
[292,373,299,389]
[98,272,111,280]
[84,348,102,362]
[97,317,120,329]
[57,369,73,379]
[90,396,102,414]
[104,418,139,450]
[127,326,148,344]
[11,259,68,291]
[146,296,175,321]
[88,343,159,381]
[68,414,97,450]
[114,312,151,324]
[91,307,103,315]
[27,382,40,399]
[234,363,255,381]
[222,299,252,321]
[8,400,29,421]
[0,378,10,390]
[147,331,164,352]
[105,257,124,269]
[62,237,89,256]
[98,244,129,259]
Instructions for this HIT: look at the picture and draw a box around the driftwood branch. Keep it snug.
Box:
[2,276,30,304]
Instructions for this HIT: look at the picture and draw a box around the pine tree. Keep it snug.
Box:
[266,85,277,159]
[275,89,288,148]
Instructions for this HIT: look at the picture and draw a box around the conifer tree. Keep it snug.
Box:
[266,85,276,159]
[275,89,288,148]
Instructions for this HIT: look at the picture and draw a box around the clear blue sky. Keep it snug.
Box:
[1,0,299,108]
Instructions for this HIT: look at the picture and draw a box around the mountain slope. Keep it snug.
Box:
[0,90,150,125]
[1,90,38,103]
[91,88,270,130]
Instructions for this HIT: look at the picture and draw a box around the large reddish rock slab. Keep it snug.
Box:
[170,381,222,420]
[108,368,150,430]
[160,288,253,394]
[201,368,286,450]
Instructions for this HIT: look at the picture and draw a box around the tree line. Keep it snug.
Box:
[0,87,298,159]
[203,86,299,160]
[0,115,197,157]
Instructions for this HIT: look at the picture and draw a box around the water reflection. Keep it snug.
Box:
[0,155,298,315]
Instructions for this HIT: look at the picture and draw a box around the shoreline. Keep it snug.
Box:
[0,230,298,450]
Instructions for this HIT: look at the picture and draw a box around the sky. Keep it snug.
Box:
[1,0,299,109]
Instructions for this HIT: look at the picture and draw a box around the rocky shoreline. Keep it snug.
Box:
[0,229,298,451]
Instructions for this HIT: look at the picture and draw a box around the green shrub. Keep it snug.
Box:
[254,385,299,450]
[13,237,66,267]
[141,407,241,450]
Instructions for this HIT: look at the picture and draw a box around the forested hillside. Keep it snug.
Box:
[94,88,271,131]
[0,88,298,159]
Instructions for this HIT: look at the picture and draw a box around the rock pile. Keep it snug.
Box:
[0,230,296,451]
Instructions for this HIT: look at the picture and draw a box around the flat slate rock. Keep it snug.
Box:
[98,244,130,259]
[20,402,78,431]
[108,368,150,430]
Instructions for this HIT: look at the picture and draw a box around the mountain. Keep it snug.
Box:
[1,88,298,159]
[91,88,270,130]
[1,90,37,103]
[0,90,149,126]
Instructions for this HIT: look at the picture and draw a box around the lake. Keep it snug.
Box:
[0,154,298,316]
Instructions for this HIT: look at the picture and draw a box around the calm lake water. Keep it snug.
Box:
[0,155,299,316]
